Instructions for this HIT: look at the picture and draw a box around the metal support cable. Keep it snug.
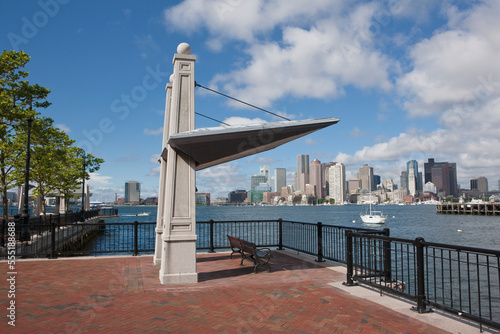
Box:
[195,82,291,121]
[195,112,229,126]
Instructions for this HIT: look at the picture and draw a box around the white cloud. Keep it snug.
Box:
[304,138,319,145]
[150,154,161,164]
[56,123,70,133]
[167,1,394,108]
[196,163,248,198]
[248,156,278,164]
[164,0,337,50]
[147,165,161,177]
[222,116,267,126]
[335,97,500,187]
[397,0,500,117]
[144,127,163,136]
[89,173,113,187]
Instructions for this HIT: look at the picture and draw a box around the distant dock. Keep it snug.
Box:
[437,202,500,215]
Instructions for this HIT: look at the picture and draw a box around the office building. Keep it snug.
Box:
[259,165,270,186]
[400,171,408,190]
[296,155,309,192]
[309,159,322,198]
[383,179,395,192]
[424,182,437,194]
[195,193,210,205]
[329,163,346,205]
[407,160,418,195]
[424,158,458,197]
[251,174,267,191]
[470,177,488,193]
[357,164,373,191]
[125,181,140,204]
[321,162,336,198]
[348,179,362,194]
[228,190,247,203]
[274,168,287,194]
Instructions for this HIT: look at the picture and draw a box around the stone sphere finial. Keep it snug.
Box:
[169,74,174,83]
[177,42,191,55]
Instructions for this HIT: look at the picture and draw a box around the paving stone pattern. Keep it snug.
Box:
[0,252,450,333]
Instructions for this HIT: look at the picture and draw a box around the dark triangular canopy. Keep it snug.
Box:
[166,117,339,171]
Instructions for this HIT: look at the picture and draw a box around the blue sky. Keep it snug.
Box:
[2,0,500,201]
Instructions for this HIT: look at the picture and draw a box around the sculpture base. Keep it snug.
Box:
[159,235,198,284]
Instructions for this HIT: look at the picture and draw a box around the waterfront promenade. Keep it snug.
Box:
[0,251,489,333]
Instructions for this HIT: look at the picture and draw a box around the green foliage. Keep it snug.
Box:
[0,50,104,217]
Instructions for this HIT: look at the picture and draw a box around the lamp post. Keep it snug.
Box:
[19,115,32,242]
[78,149,86,221]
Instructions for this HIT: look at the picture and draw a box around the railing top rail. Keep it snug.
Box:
[282,220,387,233]
[350,231,500,256]
[197,220,281,224]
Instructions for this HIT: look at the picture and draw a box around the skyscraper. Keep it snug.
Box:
[274,168,286,194]
[251,174,267,191]
[259,165,270,186]
[125,181,140,204]
[296,154,309,192]
[407,160,418,195]
[357,164,373,191]
[309,159,321,198]
[424,158,458,197]
[321,162,336,198]
[329,163,346,204]
[400,171,408,190]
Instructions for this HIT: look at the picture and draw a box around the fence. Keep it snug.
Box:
[0,209,99,248]
[1,218,498,330]
[345,231,500,331]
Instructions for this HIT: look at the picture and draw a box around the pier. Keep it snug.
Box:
[436,202,500,215]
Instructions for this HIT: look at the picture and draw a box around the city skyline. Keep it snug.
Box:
[2,1,500,201]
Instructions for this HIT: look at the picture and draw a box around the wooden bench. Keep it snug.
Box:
[226,235,272,273]
[227,235,243,259]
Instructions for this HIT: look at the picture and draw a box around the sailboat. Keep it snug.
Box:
[360,181,387,224]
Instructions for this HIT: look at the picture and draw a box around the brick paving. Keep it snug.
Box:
[1,251,450,333]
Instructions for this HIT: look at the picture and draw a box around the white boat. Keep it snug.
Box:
[360,209,387,224]
[137,212,150,216]
[360,182,387,224]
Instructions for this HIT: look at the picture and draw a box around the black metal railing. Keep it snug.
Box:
[1,217,498,330]
[344,230,500,331]
[0,209,99,247]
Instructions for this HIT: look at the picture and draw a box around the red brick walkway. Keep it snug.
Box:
[1,251,450,333]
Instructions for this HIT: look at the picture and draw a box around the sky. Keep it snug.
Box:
[1,0,500,202]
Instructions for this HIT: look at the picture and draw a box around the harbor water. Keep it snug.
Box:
[104,204,499,250]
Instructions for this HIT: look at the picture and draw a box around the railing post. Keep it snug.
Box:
[343,230,357,286]
[133,221,139,256]
[413,237,431,313]
[382,228,392,282]
[50,219,57,259]
[278,218,283,250]
[208,220,215,253]
[316,222,325,262]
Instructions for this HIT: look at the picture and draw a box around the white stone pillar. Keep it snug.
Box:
[84,185,91,211]
[154,75,173,266]
[58,197,67,214]
[159,43,198,284]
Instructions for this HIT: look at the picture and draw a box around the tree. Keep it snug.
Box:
[1,50,104,218]
[54,147,104,213]
[0,50,50,220]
